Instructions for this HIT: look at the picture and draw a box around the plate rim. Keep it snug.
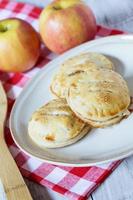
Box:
[9,34,133,167]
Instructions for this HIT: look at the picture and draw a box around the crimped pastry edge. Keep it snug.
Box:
[70,108,129,128]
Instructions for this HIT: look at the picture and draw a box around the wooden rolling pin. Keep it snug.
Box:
[0,82,32,200]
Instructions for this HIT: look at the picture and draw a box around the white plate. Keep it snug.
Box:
[10,34,133,166]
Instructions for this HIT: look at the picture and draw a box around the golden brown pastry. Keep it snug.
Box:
[66,68,130,127]
[50,52,114,98]
[28,98,91,148]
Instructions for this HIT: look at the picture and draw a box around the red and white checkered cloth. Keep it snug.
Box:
[0,1,130,199]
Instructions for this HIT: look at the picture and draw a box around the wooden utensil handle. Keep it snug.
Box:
[0,140,32,200]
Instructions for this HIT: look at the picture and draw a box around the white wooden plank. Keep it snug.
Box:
[0,179,7,200]
[92,156,133,200]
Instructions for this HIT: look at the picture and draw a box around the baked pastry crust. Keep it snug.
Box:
[28,98,91,148]
[51,52,114,98]
[66,68,130,127]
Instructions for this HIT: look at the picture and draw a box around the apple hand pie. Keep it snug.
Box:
[66,68,130,127]
[28,98,91,148]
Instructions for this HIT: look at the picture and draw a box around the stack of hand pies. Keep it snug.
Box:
[28,52,130,148]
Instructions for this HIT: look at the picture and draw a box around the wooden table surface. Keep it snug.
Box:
[15,0,133,199]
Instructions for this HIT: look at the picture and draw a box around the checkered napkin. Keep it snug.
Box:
[0,1,131,199]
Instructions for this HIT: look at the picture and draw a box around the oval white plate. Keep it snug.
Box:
[10,34,133,166]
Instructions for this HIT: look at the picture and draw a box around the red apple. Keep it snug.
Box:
[0,18,40,72]
[39,0,96,54]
